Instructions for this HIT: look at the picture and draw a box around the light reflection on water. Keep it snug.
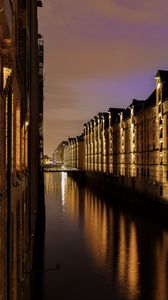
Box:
[36,172,168,300]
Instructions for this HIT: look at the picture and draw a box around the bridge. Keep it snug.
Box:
[43,165,80,172]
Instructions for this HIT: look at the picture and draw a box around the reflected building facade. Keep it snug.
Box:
[44,172,168,300]
[80,185,168,300]
[0,0,43,299]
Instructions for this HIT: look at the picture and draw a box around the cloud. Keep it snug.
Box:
[39,0,168,155]
[39,0,168,35]
[44,119,85,155]
[44,40,168,81]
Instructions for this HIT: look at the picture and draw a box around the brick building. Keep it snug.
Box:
[62,70,168,201]
[0,1,43,299]
[64,135,85,169]
[53,141,68,165]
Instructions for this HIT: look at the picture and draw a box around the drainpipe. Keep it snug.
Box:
[7,83,12,300]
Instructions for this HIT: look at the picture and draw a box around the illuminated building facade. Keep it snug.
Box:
[64,137,78,168]
[53,141,68,164]
[63,71,168,200]
[76,134,85,169]
[0,0,43,299]
[64,135,84,169]
[83,113,109,172]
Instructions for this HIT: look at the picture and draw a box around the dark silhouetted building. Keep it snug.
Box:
[0,1,43,299]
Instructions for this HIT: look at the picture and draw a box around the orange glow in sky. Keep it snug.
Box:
[38,0,168,156]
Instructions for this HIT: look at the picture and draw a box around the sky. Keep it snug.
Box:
[38,0,168,157]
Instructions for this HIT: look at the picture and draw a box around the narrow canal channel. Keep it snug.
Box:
[32,172,168,300]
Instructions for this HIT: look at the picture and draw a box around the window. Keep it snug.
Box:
[160,186,163,197]
[141,168,144,177]
[159,128,163,139]
[160,143,163,152]
[137,168,139,177]
[147,169,149,178]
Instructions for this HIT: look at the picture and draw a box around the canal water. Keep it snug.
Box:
[32,172,168,300]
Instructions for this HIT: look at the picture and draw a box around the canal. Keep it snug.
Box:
[32,172,168,300]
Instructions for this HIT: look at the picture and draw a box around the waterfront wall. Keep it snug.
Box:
[63,70,168,201]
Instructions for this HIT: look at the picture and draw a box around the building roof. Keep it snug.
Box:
[123,107,130,120]
[144,90,156,109]
[155,70,168,83]
[76,133,84,141]
[108,108,125,114]
[108,108,125,124]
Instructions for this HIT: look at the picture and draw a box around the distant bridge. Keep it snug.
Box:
[43,165,80,172]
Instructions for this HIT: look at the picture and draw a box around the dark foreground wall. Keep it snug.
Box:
[30,170,45,300]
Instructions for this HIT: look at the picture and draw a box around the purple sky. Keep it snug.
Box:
[38,0,168,157]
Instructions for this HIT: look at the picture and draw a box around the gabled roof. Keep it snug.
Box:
[76,133,84,141]
[155,70,168,101]
[108,107,125,114]
[144,90,156,109]
[123,107,130,120]
[130,99,144,114]
[108,107,125,124]
[155,70,168,83]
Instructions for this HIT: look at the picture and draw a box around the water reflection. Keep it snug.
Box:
[61,172,67,206]
[83,189,108,268]
[127,223,139,299]
[154,231,168,300]
[83,189,140,300]
[66,178,79,223]
[45,172,59,194]
[37,173,168,300]
[118,215,127,285]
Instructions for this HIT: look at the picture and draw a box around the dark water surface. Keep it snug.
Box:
[32,172,168,300]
